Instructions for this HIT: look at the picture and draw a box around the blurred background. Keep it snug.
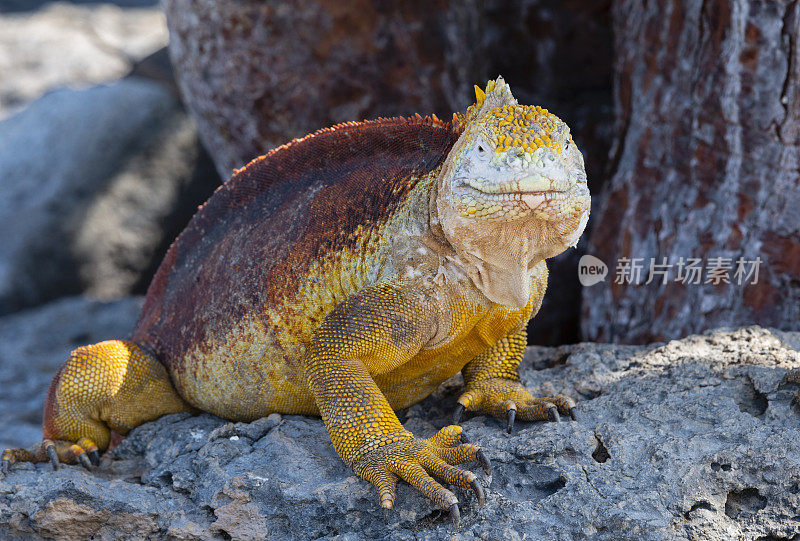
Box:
[0,0,797,347]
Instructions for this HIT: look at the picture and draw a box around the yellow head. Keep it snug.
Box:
[436,77,591,308]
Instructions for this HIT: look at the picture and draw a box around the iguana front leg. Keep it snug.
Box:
[454,327,576,433]
[304,281,488,523]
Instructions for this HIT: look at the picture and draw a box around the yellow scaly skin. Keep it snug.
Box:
[2,341,195,469]
[457,328,576,432]
[2,77,590,524]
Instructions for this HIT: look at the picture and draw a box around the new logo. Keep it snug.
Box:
[578,255,608,286]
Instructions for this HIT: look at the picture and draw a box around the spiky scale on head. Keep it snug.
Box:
[456,77,571,157]
[485,104,568,154]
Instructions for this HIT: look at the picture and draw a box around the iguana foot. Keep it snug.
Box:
[1,436,99,472]
[453,378,575,433]
[352,425,489,526]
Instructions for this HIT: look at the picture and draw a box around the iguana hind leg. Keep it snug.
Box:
[1,340,194,472]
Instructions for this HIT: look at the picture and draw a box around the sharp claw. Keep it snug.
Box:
[470,478,485,506]
[383,508,391,525]
[453,403,464,424]
[449,503,460,528]
[78,453,92,470]
[568,408,577,421]
[88,450,100,467]
[1,458,9,474]
[547,404,560,423]
[476,449,491,475]
[460,431,470,444]
[506,408,516,434]
[46,444,59,471]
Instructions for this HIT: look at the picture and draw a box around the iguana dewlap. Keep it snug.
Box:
[2,78,590,524]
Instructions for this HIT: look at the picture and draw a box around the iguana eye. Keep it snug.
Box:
[477,144,486,153]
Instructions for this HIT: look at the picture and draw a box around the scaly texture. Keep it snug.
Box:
[3,341,192,469]
[2,78,591,520]
[458,329,576,431]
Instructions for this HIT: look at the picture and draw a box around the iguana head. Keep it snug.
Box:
[435,77,590,308]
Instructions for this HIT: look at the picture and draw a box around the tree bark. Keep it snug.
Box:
[583,0,800,342]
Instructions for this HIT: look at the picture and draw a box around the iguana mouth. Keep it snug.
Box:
[455,179,571,213]
[458,173,567,196]
[458,183,567,198]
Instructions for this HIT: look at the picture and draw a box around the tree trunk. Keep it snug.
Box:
[583,0,800,342]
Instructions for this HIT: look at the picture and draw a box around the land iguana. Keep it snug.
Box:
[2,78,590,524]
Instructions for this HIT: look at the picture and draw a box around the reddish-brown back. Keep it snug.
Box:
[132,116,460,368]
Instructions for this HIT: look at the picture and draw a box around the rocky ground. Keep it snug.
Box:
[1,297,799,540]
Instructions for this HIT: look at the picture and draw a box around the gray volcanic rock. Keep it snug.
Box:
[0,2,167,119]
[1,299,799,539]
[0,78,220,316]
